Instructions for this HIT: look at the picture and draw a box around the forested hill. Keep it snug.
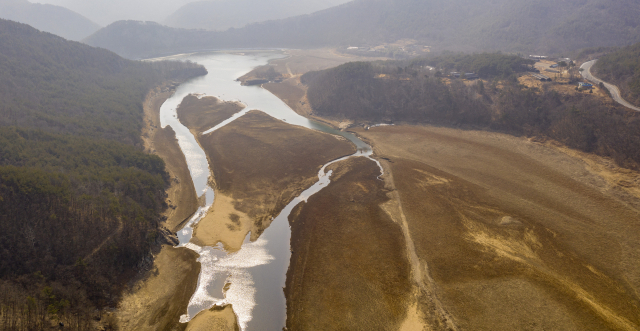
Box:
[85,0,640,59]
[0,19,206,144]
[592,42,640,107]
[0,19,206,327]
[0,0,100,41]
[302,55,640,170]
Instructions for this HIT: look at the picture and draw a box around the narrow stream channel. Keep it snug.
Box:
[153,51,381,330]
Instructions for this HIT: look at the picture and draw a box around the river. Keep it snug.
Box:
[154,51,380,330]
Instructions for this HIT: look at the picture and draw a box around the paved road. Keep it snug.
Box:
[581,60,640,112]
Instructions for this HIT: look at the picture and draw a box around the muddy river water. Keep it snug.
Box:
[154,51,380,330]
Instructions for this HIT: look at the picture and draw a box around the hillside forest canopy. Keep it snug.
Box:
[0,19,206,329]
[593,41,640,107]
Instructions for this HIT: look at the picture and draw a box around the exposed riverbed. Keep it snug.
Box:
[153,51,380,330]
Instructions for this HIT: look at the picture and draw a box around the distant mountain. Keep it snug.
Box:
[0,0,100,40]
[30,0,194,26]
[84,21,213,59]
[85,0,640,59]
[163,0,351,31]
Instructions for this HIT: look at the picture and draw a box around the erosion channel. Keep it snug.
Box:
[153,52,379,330]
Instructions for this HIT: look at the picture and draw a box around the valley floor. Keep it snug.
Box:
[260,50,640,329]
[119,50,640,330]
[355,124,640,330]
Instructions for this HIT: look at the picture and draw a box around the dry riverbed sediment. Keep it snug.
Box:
[260,53,640,329]
[175,95,356,328]
[116,84,202,331]
[286,157,414,330]
[355,125,640,330]
[177,101,356,252]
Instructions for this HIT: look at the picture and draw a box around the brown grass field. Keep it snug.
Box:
[286,157,413,330]
[177,94,245,134]
[260,52,640,330]
[128,52,640,330]
[190,110,356,251]
[355,125,640,330]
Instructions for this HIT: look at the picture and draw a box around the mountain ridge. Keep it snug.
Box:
[0,0,100,41]
[85,0,640,59]
[163,0,351,31]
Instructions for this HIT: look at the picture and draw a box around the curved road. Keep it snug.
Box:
[581,60,640,112]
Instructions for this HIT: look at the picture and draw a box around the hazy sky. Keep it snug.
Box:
[29,0,194,25]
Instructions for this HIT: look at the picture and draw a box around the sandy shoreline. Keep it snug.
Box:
[175,99,356,252]
[116,83,203,331]
[142,84,200,231]
[174,95,356,329]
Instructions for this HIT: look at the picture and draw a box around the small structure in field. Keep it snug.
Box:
[464,73,479,80]
[578,82,593,89]
[450,72,461,78]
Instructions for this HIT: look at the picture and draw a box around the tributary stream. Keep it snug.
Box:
[154,51,381,330]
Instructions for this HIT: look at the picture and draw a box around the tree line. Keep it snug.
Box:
[303,57,640,170]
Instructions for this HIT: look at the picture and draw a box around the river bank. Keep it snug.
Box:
[175,96,356,252]
[116,83,203,331]
[142,83,200,231]
[174,94,357,330]
[285,156,415,330]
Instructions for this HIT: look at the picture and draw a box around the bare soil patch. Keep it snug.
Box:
[356,125,640,330]
[177,94,245,134]
[186,305,239,331]
[238,48,382,84]
[263,77,313,117]
[285,157,412,330]
[117,246,200,331]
